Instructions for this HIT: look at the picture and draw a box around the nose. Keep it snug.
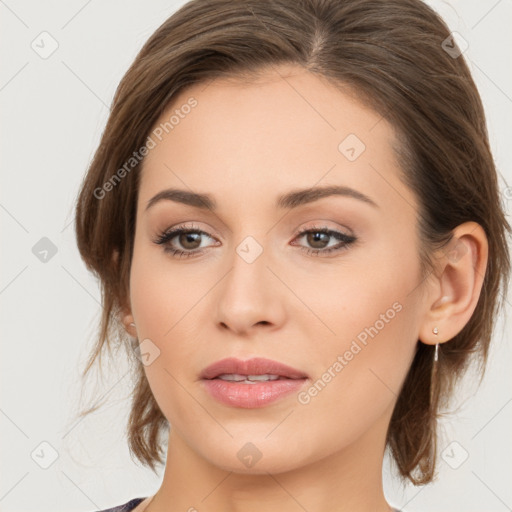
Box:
[214,239,286,336]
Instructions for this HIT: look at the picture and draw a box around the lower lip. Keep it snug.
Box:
[201,378,307,408]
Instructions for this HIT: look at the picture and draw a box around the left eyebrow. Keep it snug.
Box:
[277,185,379,210]
[144,184,379,212]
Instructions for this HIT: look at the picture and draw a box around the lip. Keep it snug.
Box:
[200,357,308,380]
[200,357,309,408]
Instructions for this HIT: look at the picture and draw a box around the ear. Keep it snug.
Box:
[112,248,138,338]
[418,221,488,346]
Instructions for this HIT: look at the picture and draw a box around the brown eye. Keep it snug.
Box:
[178,232,202,250]
[292,227,357,256]
[154,225,218,258]
[305,231,331,249]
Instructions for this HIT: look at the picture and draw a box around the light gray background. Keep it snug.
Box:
[1,1,511,511]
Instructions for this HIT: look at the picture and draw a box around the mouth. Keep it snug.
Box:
[200,356,309,381]
[213,373,295,383]
[200,357,309,408]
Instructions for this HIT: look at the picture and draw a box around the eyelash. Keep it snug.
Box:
[153,223,357,259]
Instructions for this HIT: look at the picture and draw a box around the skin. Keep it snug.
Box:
[121,64,488,512]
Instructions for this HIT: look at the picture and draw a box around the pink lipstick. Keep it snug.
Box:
[200,357,308,408]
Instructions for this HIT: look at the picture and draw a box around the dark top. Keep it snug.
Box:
[95,497,147,512]
[95,497,402,512]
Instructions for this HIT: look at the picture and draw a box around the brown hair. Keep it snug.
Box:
[74,0,510,484]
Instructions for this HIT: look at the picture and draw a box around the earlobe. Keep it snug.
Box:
[419,221,488,346]
[121,311,137,337]
[119,289,136,337]
[112,250,136,337]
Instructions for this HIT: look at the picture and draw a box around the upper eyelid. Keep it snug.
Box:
[159,229,355,261]
[159,224,352,245]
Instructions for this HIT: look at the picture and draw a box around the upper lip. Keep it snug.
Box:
[200,357,308,380]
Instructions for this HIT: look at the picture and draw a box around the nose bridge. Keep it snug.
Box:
[214,232,284,333]
[225,233,270,301]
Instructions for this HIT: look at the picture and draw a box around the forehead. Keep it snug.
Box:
[138,64,414,216]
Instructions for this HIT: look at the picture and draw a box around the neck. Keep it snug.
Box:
[146,411,394,512]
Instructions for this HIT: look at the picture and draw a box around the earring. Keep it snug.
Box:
[432,327,439,362]
[130,322,135,327]
[430,330,440,405]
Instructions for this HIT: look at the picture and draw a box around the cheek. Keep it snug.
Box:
[302,240,420,346]
[129,235,205,338]
[128,250,204,429]
[128,238,212,397]
[296,241,422,406]
[288,290,420,455]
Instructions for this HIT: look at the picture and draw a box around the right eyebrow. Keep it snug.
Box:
[145,189,215,212]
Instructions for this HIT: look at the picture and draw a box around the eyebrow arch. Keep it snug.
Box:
[145,185,378,212]
[277,185,378,210]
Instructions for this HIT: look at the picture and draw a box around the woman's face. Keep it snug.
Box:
[128,64,428,474]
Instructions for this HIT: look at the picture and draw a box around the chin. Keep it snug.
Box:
[197,435,318,476]
[212,454,304,476]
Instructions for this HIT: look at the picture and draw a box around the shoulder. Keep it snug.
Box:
[94,497,147,512]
